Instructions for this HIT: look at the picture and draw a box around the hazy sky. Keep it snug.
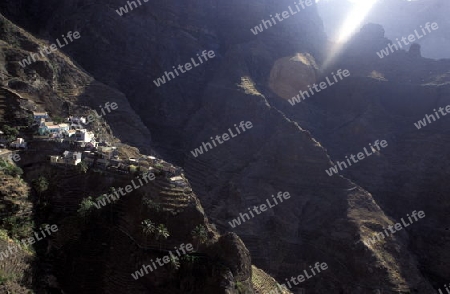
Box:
[316,0,450,59]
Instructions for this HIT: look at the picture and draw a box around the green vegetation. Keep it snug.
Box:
[76,161,89,174]
[32,176,49,204]
[0,269,15,285]
[0,229,9,241]
[155,224,170,240]
[77,196,96,219]
[140,219,170,248]
[155,224,170,250]
[191,225,208,250]
[1,125,19,142]
[235,281,245,293]
[2,215,33,240]
[142,198,161,212]
[32,176,48,194]
[168,254,180,271]
[52,116,65,124]
[141,219,155,244]
[141,219,156,236]
[26,114,34,126]
[0,159,23,177]
[129,165,137,173]
[181,254,200,263]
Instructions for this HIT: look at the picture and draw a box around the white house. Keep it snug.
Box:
[33,112,49,123]
[50,151,83,166]
[68,116,86,124]
[68,116,86,129]
[98,146,117,159]
[75,129,95,143]
[62,151,82,165]
[66,130,76,138]
[170,176,186,187]
[10,138,26,149]
[160,162,177,174]
[58,123,70,132]
[148,156,157,164]
[39,121,69,136]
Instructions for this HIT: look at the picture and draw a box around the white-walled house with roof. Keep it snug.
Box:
[32,111,49,123]
[97,146,117,159]
[10,138,26,149]
[59,123,70,132]
[68,116,87,129]
[50,151,82,166]
[38,121,70,136]
[75,129,95,142]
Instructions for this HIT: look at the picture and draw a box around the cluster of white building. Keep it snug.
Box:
[33,111,187,185]
[34,112,97,146]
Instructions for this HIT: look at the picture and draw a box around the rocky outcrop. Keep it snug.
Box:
[181,41,435,292]
[0,13,152,153]
[0,12,257,293]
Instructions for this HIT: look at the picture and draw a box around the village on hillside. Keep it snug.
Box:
[0,109,188,188]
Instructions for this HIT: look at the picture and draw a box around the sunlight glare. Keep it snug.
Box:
[337,0,378,42]
[320,0,379,70]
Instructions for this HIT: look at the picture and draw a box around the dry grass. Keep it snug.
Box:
[251,265,292,294]
[237,76,263,96]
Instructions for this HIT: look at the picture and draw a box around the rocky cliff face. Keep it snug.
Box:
[284,25,450,290]
[0,12,262,293]
[0,0,327,160]
[1,0,448,293]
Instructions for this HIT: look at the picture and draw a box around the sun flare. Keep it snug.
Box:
[337,0,379,42]
[318,0,379,69]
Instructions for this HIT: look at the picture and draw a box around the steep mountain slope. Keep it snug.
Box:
[0,1,448,293]
[280,25,450,290]
[0,12,272,293]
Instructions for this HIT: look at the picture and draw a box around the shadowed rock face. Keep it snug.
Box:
[1,1,449,293]
[273,25,450,291]
[269,53,318,100]
[0,0,327,161]
[0,14,256,293]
